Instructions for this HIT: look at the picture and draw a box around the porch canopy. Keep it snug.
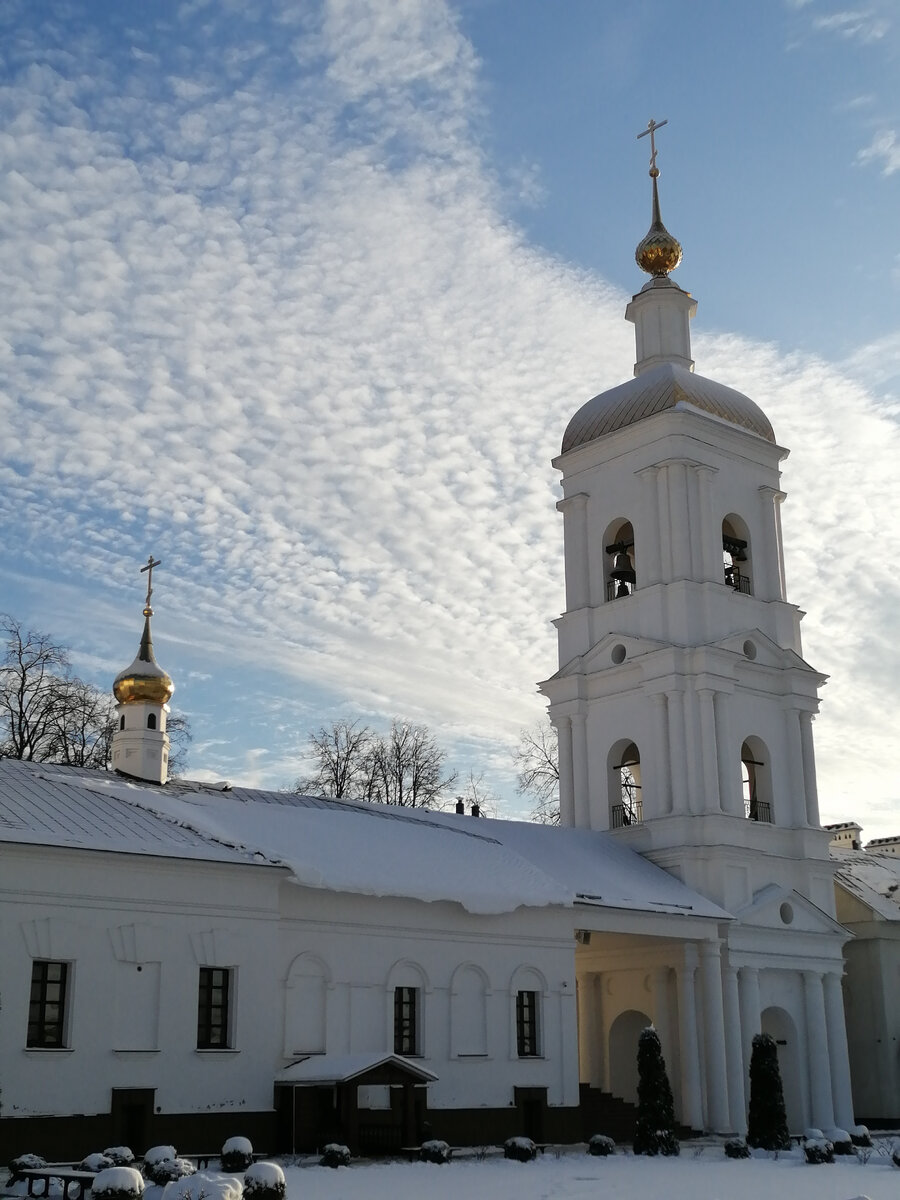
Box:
[275,1053,438,1154]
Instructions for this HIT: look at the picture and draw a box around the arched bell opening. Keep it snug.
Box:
[741,736,773,823]
[722,514,752,595]
[608,740,642,828]
[605,519,636,601]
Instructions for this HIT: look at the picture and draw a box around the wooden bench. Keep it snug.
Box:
[11,1168,97,1200]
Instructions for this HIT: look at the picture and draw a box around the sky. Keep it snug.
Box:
[0,0,898,838]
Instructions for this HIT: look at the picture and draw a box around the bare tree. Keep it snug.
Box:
[367,720,458,808]
[294,720,374,798]
[515,720,560,824]
[454,769,500,818]
[1,613,191,775]
[0,614,71,760]
[295,718,457,808]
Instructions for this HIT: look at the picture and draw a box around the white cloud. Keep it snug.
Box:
[813,9,890,42]
[858,128,900,174]
[1,0,899,839]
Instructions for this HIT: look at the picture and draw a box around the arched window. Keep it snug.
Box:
[450,964,489,1057]
[605,519,636,601]
[147,713,157,730]
[609,741,642,827]
[284,954,329,1056]
[119,715,125,731]
[386,960,429,1057]
[723,515,752,595]
[741,737,773,822]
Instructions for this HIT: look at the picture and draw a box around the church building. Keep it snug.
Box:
[0,130,866,1159]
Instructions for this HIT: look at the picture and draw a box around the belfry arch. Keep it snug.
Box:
[604,519,636,600]
[741,736,773,823]
[722,514,752,595]
[608,740,642,828]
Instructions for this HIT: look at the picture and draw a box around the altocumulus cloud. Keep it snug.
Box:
[0,0,898,832]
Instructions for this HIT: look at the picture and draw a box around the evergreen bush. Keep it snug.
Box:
[503,1137,537,1162]
[850,1125,873,1148]
[724,1138,750,1159]
[746,1033,791,1151]
[826,1127,852,1155]
[90,1167,144,1200]
[241,1161,286,1200]
[319,1144,351,1169]
[103,1149,135,1167]
[587,1134,616,1157]
[77,1153,115,1173]
[220,1138,253,1173]
[8,1155,47,1179]
[419,1140,451,1164]
[633,1026,680,1156]
[804,1138,834,1164]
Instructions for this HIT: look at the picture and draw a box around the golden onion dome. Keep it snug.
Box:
[113,607,175,705]
[636,168,682,277]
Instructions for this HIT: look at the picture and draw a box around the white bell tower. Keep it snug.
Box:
[111,555,174,785]
[541,125,833,915]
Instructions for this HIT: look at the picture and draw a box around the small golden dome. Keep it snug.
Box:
[636,174,682,277]
[113,608,175,705]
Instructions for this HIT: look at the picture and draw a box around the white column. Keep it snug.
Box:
[554,715,575,828]
[677,945,703,1131]
[686,464,704,580]
[758,486,785,601]
[714,691,741,816]
[799,712,821,828]
[657,465,673,580]
[651,692,672,816]
[700,941,730,1132]
[773,488,788,600]
[682,688,703,814]
[723,961,746,1134]
[571,713,590,829]
[738,966,761,1078]
[698,688,722,813]
[694,465,718,582]
[637,466,662,586]
[803,970,835,1131]
[822,971,855,1130]
[557,493,590,610]
[783,704,808,828]
[667,688,689,814]
[652,966,674,1071]
[669,461,691,579]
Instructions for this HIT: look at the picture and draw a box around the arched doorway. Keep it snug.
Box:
[760,1006,804,1133]
[608,1009,651,1103]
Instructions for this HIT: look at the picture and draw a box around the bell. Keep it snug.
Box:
[610,551,636,585]
[615,580,631,599]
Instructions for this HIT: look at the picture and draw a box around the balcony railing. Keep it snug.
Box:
[725,569,752,595]
[606,579,635,601]
[611,800,643,829]
[745,799,772,823]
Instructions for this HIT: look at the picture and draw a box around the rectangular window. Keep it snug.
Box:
[516,989,539,1057]
[393,986,418,1056]
[27,961,69,1048]
[197,967,232,1049]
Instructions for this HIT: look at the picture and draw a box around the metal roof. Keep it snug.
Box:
[561,361,775,454]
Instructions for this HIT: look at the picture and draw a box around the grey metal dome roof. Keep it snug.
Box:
[561,361,775,455]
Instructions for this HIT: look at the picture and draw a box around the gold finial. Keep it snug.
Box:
[634,117,683,277]
[113,554,174,704]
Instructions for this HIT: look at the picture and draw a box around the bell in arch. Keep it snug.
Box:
[610,550,636,586]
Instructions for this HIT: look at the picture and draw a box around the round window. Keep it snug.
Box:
[611,644,627,665]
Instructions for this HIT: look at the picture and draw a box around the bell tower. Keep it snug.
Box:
[541,123,833,914]
[111,556,174,785]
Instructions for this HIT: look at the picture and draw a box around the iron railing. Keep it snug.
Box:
[745,799,772,823]
[611,800,643,829]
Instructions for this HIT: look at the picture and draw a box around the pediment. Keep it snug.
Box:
[711,628,822,676]
[579,632,670,673]
[732,883,845,937]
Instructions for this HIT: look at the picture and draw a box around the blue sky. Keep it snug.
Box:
[1,0,898,837]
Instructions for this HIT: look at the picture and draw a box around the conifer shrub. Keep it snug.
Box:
[746,1033,791,1151]
[241,1161,286,1200]
[587,1134,616,1156]
[850,1125,873,1148]
[142,1149,194,1187]
[503,1137,537,1162]
[77,1153,115,1173]
[220,1138,253,1172]
[826,1127,853,1155]
[724,1138,750,1159]
[8,1155,47,1180]
[90,1167,145,1200]
[103,1149,135,1167]
[803,1137,834,1164]
[319,1144,351,1169]
[419,1140,451,1164]
[633,1026,680,1157]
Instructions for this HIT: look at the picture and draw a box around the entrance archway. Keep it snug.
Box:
[760,1006,804,1133]
[608,1009,651,1104]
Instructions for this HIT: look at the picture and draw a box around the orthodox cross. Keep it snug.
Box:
[140,555,162,609]
[637,117,668,172]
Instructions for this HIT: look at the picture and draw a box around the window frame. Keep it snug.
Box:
[393,985,419,1056]
[516,988,540,1058]
[197,966,233,1050]
[27,960,70,1049]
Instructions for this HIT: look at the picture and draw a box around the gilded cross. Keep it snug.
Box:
[637,117,668,171]
[140,555,162,608]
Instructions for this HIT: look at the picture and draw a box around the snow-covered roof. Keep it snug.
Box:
[832,847,900,922]
[0,758,728,920]
[275,1053,438,1085]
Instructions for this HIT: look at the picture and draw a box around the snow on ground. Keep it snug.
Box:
[274,1144,898,1200]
